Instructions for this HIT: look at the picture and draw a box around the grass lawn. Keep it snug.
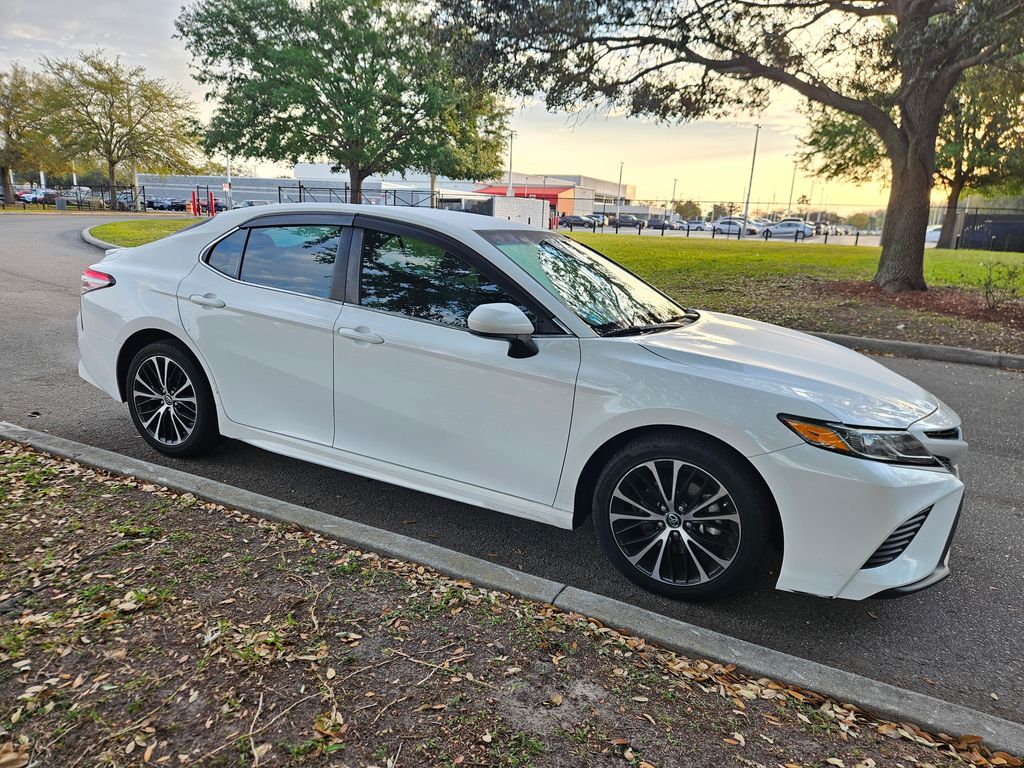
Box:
[88,219,1024,353]
[90,218,194,247]
[1,442,1005,767]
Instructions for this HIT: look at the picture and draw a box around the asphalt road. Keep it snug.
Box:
[2,212,1021,723]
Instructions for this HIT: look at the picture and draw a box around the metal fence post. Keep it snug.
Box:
[637,223,642,235]
[712,227,717,239]
[824,231,829,244]
[954,234,960,250]
[854,232,859,246]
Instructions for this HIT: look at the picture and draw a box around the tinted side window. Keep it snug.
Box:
[359,229,525,328]
[207,229,247,278]
[239,225,341,298]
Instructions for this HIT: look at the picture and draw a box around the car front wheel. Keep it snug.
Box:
[593,431,771,600]
[126,341,220,457]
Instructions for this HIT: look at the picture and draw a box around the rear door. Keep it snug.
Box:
[177,215,350,446]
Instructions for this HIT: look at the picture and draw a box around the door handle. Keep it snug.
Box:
[189,293,226,308]
[337,326,384,344]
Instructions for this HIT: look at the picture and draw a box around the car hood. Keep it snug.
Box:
[638,311,938,428]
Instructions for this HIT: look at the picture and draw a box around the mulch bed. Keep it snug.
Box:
[819,282,1024,332]
[1,443,1020,767]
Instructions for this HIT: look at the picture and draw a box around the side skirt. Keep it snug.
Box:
[220,421,575,530]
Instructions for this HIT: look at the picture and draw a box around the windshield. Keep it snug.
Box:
[477,229,688,335]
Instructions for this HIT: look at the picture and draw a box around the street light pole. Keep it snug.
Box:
[616,161,624,219]
[786,160,797,216]
[671,177,677,221]
[506,130,517,197]
[225,154,233,209]
[740,124,761,239]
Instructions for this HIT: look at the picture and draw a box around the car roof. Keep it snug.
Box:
[218,202,538,234]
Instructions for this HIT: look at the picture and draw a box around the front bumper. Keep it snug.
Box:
[750,443,964,600]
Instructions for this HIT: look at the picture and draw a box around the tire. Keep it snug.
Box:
[592,430,771,601]
[126,341,220,457]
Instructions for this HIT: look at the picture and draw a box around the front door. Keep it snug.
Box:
[177,222,345,446]
[332,223,580,504]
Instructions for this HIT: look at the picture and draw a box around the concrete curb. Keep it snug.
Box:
[80,226,120,252]
[2,420,1022,757]
[76,229,1024,373]
[814,331,1024,372]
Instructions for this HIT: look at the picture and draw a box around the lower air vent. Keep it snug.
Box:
[862,507,932,569]
[925,427,960,440]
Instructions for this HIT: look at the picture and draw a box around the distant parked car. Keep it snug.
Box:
[233,199,272,209]
[586,213,608,227]
[558,214,596,229]
[683,219,708,231]
[615,214,646,229]
[647,217,678,231]
[712,217,758,235]
[148,198,178,211]
[765,220,814,239]
[22,188,58,204]
[925,225,942,244]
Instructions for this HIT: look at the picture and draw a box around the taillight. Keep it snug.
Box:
[82,268,115,294]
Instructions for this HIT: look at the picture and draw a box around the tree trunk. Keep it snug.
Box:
[874,150,932,292]
[107,160,116,187]
[1,166,15,205]
[348,166,362,204]
[936,179,965,249]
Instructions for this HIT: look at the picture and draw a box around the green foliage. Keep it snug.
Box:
[175,0,509,199]
[672,199,702,220]
[0,64,47,202]
[800,62,1024,198]
[40,50,201,185]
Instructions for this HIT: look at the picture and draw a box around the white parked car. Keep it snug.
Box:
[712,217,759,235]
[925,225,942,244]
[78,204,967,601]
[765,220,815,239]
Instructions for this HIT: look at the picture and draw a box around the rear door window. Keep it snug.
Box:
[238,225,342,299]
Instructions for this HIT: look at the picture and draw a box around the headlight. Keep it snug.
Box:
[778,415,939,467]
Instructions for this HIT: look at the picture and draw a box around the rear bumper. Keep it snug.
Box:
[750,443,964,600]
[77,314,121,401]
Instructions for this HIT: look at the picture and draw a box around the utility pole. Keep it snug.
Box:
[225,155,233,209]
[616,161,624,219]
[740,124,761,239]
[506,130,517,197]
[670,177,677,221]
[787,161,797,216]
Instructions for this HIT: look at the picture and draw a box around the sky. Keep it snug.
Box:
[0,1,892,212]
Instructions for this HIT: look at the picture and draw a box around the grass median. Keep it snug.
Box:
[88,219,1024,354]
[3,443,1016,767]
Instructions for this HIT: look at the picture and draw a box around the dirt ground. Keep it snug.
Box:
[1,443,1020,767]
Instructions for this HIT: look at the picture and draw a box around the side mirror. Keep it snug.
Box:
[468,303,538,359]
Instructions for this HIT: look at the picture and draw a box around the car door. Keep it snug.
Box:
[177,215,350,446]
[332,219,581,504]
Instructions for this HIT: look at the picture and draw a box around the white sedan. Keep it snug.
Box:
[764,220,815,239]
[78,204,966,601]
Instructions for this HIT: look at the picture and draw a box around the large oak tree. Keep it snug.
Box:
[801,61,1024,249]
[176,0,508,203]
[440,0,1024,291]
[0,64,46,203]
[42,51,200,189]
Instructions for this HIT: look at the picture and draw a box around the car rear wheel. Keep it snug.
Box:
[126,341,220,457]
[593,431,771,601]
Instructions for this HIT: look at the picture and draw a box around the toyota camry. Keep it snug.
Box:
[78,204,967,601]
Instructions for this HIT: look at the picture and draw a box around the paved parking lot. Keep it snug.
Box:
[1,212,1020,722]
